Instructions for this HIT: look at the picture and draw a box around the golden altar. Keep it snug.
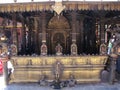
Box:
[9,55,108,84]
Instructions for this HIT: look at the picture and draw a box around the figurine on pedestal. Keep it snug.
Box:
[55,43,62,56]
[41,42,47,56]
[71,42,77,56]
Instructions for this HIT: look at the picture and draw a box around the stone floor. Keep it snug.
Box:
[1,72,120,90]
[0,83,120,90]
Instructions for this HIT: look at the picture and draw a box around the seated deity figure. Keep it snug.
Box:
[71,42,77,56]
[41,42,47,56]
[55,43,63,56]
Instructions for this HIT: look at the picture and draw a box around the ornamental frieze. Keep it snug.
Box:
[0,2,120,12]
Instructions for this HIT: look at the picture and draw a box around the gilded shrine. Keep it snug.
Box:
[0,0,120,84]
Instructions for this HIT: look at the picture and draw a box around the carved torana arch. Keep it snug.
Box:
[47,15,71,54]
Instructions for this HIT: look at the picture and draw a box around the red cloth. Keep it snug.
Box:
[0,60,3,74]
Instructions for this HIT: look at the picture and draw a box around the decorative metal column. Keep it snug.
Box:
[34,17,39,54]
[79,15,84,53]
[21,17,26,54]
[41,12,46,43]
[100,20,105,44]
[98,11,107,44]
[71,11,77,43]
[27,17,33,54]
[12,13,18,49]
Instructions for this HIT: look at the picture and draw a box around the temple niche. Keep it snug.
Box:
[47,15,71,55]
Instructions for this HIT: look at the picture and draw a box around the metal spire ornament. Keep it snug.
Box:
[52,1,65,15]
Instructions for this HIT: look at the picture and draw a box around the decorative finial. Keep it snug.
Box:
[52,1,65,15]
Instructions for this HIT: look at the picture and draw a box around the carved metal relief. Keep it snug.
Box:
[55,43,63,56]
[71,43,78,56]
[47,15,70,54]
[42,59,47,65]
[40,42,47,56]
[86,58,91,65]
[51,2,65,15]
[71,58,77,65]
[10,56,108,84]
[13,59,18,66]
[1,2,120,12]
[52,61,64,80]
[27,59,32,65]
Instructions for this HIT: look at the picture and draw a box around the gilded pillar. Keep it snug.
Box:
[71,11,77,43]
[100,21,105,44]
[27,17,33,54]
[1,18,7,34]
[99,12,106,44]
[12,13,18,48]
[41,12,46,43]
[79,16,84,53]
[21,17,26,53]
[34,17,39,54]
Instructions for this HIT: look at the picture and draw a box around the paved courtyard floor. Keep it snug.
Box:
[0,82,120,90]
[1,73,120,90]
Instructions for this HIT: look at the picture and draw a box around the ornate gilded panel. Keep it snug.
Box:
[10,55,108,84]
[0,2,120,12]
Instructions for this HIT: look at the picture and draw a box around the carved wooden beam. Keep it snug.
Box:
[0,2,54,13]
[0,1,120,12]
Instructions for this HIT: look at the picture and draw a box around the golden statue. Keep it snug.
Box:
[55,43,62,56]
[41,42,47,56]
[71,42,77,56]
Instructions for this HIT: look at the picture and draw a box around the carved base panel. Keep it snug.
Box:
[9,55,108,84]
